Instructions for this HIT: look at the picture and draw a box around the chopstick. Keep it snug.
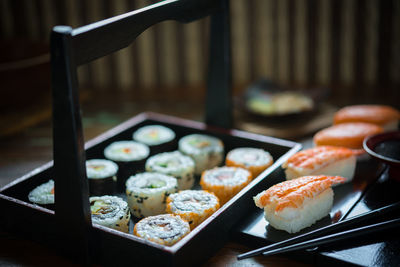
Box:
[262,217,400,257]
[237,201,400,260]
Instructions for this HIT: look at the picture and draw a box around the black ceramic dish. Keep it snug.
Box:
[232,153,398,266]
[236,79,329,122]
[364,131,400,181]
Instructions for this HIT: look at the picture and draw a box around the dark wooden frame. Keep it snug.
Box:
[50,0,231,262]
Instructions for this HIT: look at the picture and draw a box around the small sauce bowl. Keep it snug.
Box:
[363,131,400,181]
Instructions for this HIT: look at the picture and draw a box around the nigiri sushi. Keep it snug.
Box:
[313,122,383,156]
[282,146,356,182]
[254,175,345,233]
[333,105,400,131]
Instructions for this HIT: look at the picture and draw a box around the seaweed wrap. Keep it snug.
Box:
[86,159,118,196]
[104,140,150,190]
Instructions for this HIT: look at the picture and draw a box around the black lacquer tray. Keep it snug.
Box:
[232,160,400,266]
[0,112,301,266]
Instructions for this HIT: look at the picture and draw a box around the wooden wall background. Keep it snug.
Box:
[1,0,399,106]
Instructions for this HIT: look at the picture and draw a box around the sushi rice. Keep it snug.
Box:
[126,172,178,218]
[145,151,195,190]
[134,214,190,246]
[166,190,220,230]
[90,195,131,233]
[178,134,224,175]
[133,125,175,146]
[200,166,252,205]
[28,179,54,205]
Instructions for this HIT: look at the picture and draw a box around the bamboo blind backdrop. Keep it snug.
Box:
[1,0,399,106]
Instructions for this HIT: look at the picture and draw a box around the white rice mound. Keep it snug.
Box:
[178,134,224,175]
[28,180,54,205]
[133,125,175,146]
[145,151,195,190]
[134,214,190,246]
[226,147,273,167]
[263,188,334,233]
[90,195,131,233]
[126,172,178,218]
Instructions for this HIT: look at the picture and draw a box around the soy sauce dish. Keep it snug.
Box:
[363,131,400,180]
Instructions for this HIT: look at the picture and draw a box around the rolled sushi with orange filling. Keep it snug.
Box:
[28,179,55,209]
[86,159,118,196]
[254,175,345,233]
[200,166,252,205]
[179,134,224,175]
[90,195,131,233]
[145,151,195,190]
[133,125,176,155]
[134,214,190,246]
[166,190,220,230]
[226,147,273,178]
[126,172,178,218]
[104,140,150,190]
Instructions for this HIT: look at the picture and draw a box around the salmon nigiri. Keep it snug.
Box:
[254,175,345,233]
[282,146,356,182]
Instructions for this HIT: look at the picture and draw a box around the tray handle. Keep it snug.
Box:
[51,0,231,262]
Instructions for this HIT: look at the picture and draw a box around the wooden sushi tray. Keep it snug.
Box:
[0,111,301,266]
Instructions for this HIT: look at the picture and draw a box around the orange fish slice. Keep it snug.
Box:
[254,175,346,233]
[282,146,356,181]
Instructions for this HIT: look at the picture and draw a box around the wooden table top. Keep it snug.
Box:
[0,92,316,266]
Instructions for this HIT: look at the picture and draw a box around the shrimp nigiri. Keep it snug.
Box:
[282,146,356,182]
[254,175,345,233]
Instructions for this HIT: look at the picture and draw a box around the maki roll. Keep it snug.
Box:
[126,172,178,218]
[145,151,195,190]
[28,179,54,208]
[86,159,118,196]
[133,214,190,246]
[166,190,220,230]
[178,134,224,175]
[104,140,150,190]
[226,147,274,178]
[200,166,252,205]
[90,195,131,233]
[133,125,176,154]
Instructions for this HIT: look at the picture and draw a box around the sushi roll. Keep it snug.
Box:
[90,195,131,233]
[125,172,178,218]
[133,125,176,154]
[333,105,400,131]
[104,140,150,190]
[28,179,55,208]
[178,134,224,175]
[86,159,118,196]
[133,214,190,246]
[313,122,384,157]
[282,146,356,183]
[145,151,195,190]
[254,175,346,233]
[166,190,220,230]
[225,147,274,178]
[200,166,252,205]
